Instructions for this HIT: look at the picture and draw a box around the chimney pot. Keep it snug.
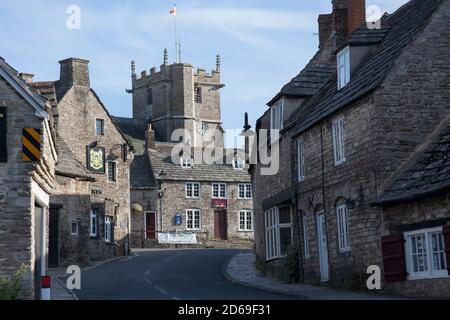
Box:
[146,122,155,149]
[19,73,34,84]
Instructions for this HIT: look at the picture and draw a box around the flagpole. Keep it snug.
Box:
[174,5,178,63]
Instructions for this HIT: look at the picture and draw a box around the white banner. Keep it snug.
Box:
[158,232,197,244]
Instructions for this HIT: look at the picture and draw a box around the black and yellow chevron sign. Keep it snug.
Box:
[22,128,41,162]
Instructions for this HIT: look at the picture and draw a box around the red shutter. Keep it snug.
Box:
[381,233,407,282]
[443,225,450,275]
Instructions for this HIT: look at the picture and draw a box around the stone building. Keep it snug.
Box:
[0,58,57,299]
[31,58,134,266]
[116,55,254,248]
[252,0,450,298]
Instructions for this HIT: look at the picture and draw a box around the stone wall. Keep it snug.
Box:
[54,83,132,261]
[381,193,450,298]
[0,76,56,299]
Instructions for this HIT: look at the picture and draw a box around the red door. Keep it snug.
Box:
[214,210,228,240]
[145,212,156,240]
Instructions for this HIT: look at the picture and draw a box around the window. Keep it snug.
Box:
[104,216,112,243]
[337,46,350,90]
[303,215,310,258]
[336,204,350,252]
[238,184,252,199]
[181,158,193,169]
[186,182,200,198]
[186,209,201,230]
[270,100,284,131]
[147,87,153,105]
[297,139,305,182]
[194,86,202,104]
[233,159,245,170]
[107,161,117,182]
[212,183,227,199]
[332,116,346,165]
[405,227,448,280]
[96,119,104,136]
[265,206,292,260]
[239,210,253,231]
[90,209,98,237]
[71,221,79,236]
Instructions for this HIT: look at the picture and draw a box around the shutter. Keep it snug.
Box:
[381,233,407,282]
[0,107,6,162]
[443,225,450,275]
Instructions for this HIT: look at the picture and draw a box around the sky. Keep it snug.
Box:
[0,0,408,132]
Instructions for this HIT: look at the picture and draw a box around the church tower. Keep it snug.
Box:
[131,50,224,148]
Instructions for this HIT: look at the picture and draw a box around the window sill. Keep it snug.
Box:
[238,230,254,233]
[339,248,351,253]
[407,274,450,281]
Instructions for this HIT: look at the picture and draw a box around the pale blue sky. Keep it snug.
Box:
[0,0,407,131]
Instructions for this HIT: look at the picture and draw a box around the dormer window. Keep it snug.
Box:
[270,99,284,131]
[181,158,193,169]
[233,159,245,170]
[337,46,350,90]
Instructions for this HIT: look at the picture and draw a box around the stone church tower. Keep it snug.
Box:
[131,50,224,148]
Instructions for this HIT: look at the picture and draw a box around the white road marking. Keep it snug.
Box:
[154,285,168,295]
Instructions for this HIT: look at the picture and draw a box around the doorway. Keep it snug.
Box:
[48,207,60,267]
[145,211,156,240]
[214,210,228,240]
[317,212,329,282]
[34,202,46,300]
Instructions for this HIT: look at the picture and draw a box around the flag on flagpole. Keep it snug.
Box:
[170,5,177,16]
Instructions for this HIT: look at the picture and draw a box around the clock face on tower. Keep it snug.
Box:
[196,121,209,136]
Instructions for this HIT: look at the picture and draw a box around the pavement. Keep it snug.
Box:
[224,252,407,300]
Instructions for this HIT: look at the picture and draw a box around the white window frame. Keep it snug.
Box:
[239,210,253,231]
[337,46,350,90]
[212,183,227,199]
[238,183,252,200]
[71,221,79,236]
[264,206,293,260]
[95,118,104,136]
[332,116,346,166]
[186,209,202,231]
[181,158,193,169]
[405,227,449,280]
[297,138,305,182]
[90,209,98,237]
[107,161,117,183]
[185,182,200,199]
[270,99,284,131]
[303,215,310,258]
[104,216,112,243]
[336,204,350,252]
[233,159,245,170]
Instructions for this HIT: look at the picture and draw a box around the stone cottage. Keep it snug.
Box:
[0,57,57,299]
[115,54,254,248]
[31,58,134,266]
[252,0,450,298]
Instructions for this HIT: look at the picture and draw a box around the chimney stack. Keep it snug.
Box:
[146,122,155,149]
[19,73,34,84]
[318,0,366,48]
[58,58,90,89]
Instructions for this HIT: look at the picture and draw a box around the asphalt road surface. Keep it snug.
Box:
[75,249,295,300]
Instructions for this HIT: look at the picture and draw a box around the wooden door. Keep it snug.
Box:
[214,210,228,240]
[145,212,156,240]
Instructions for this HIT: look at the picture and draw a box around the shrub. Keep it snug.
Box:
[0,264,29,300]
[278,245,300,283]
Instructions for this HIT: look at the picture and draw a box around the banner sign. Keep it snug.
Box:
[158,232,197,244]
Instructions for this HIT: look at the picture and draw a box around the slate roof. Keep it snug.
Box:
[149,143,251,183]
[0,58,49,112]
[292,0,444,135]
[374,121,450,205]
[55,140,94,181]
[130,154,157,189]
[268,62,336,106]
